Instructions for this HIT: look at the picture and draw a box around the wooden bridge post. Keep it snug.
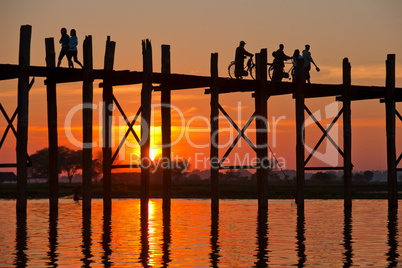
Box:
[343,58,352,208]
[385,54,397,208]
[210,52,219,211]
[16,25,31,212]
[45,37,58,211]
[295,57,305,207]
[161,44,172,210]
[141,39,153,215]
[82,35,94,212]
[102,36,116,212]
[255,49,268,210]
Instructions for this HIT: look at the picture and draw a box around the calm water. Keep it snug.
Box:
[0,199,400,267]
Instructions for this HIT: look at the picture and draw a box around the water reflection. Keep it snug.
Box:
[162,209,172,267]
[47,211,58,267]
[387,207,399,267]
[14,212,28,268]
[139,211,150,267]
[82,211,93,267]
[102,209,112,267]
[296,207,306,267]
[254,209,268,267]
[4,199,402,267]
[343,207,353,267]
[210,209,220,267]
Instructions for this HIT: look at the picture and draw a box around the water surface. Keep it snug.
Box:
[0,199,400,267]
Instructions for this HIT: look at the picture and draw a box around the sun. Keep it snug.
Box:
[149,148,158,161]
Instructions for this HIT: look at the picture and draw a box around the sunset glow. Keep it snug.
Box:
[1,1,402,267]
[0,1,401,172]
[150,148,158,161]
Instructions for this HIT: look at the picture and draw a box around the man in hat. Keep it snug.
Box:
[235,40,253,78]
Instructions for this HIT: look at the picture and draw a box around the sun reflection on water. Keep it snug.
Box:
[0,199,401,267]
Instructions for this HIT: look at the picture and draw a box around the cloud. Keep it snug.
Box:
[316,64,402,83]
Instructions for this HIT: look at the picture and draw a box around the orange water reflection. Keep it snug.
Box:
[1,199,402,266]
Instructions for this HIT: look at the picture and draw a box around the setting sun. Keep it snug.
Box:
[150,148,158,161]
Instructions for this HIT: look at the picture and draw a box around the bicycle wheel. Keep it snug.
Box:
[228,61,236,79]
[268,65,274,80]
[249,64,256,80]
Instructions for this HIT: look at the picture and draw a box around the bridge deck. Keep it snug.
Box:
[0,63,400,101]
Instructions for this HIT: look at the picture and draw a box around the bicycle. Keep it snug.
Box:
[228,56,256,80]
[268,62,294,82]
[229,57,295,82]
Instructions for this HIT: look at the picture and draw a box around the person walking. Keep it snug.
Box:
[57,28,69,67]
[291,49,303,83]
[235,40,253,79]
[302,44,319,84]
[67,29,83,69]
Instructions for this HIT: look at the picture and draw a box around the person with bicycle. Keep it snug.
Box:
[272,44,292,82]
[235,41,254,79]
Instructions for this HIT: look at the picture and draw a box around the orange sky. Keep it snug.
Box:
[0,1,402,172]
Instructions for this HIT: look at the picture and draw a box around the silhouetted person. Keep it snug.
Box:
[73,186,81,201]
[292,49,302,82]
[57,28,69,67]
[302,44,319,84]
[272,44,292,82]
[235,41,253,79]
[67,29,83,69]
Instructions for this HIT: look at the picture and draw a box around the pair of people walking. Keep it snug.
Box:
[57,28,83,69]
[274,44,319,84]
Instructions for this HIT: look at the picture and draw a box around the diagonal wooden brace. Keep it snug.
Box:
[111,96,142,163]
[218,104,256,167]
[304,105,344,165]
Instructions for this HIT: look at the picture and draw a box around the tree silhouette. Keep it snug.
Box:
[30,148,51,179]
[353,170,374,183]
[311,172,336,183]
[171,158,190,182]
[30,146,84,183]
[363,170,374,182]
[58,146,82,183]
[92,150,103,182]
[222,168,241,182]
[152,157,190,182]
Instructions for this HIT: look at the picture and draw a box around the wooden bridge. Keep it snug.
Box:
[1,25,401,214]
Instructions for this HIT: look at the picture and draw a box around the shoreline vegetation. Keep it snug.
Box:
[1,181,401,200]
[3,147,396,200]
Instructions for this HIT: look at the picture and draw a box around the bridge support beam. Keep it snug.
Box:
[45,37,58,211]
[255,50,268,210]
[102,36,116,212]
[161,44,172,211]
[141,40,153,216]
[343,58,352,208]
[210,52,219,211]
[295,58,305,207]
[16,25,31,213]
[385,54,397,208]
[82,35,94,213]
